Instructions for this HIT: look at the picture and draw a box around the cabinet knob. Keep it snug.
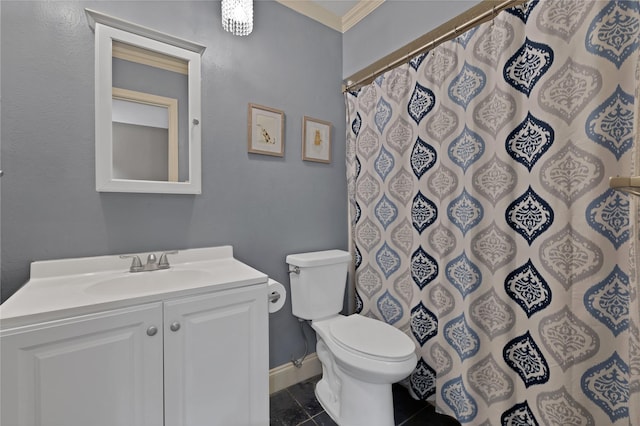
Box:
[170,322,181,332]
[146,326,158,336]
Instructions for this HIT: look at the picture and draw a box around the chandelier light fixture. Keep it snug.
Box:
[221,0,253,36]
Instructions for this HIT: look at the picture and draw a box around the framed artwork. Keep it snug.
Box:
[302,116,332,163]
[248,103,285,157]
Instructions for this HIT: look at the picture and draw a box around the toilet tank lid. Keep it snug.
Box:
[286,250,351,267]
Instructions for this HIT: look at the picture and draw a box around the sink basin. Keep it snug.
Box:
[85,269,212,295]
[0,246,270,330]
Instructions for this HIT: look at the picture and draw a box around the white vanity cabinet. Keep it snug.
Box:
[0,246,270,426]
[1,303,164,426]
[2,284,268,426]
[163,285,268,426]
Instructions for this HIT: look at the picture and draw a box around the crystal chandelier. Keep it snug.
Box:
[221,0,253,36]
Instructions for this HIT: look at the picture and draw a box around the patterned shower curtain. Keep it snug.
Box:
[345,1,640,424]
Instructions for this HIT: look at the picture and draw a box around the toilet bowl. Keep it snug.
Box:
[286,250,418,426]
[312,314,417,426]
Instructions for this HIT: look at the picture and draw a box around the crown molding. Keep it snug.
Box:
[275,0,342,32]
[342,0,384,32]
[275,0,384,33]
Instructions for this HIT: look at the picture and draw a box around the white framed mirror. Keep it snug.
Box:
[86,9,205,194]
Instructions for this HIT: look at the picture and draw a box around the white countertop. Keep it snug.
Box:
[0,246,268,330]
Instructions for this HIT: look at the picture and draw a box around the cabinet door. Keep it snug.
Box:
[1,303,164,426]
[164,284,269,426]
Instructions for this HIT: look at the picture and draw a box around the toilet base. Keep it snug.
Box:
[315,373,395,426]
[315,378,340,423]
[310,317,416,426]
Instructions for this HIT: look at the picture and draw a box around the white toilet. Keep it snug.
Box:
[286,249,417,426]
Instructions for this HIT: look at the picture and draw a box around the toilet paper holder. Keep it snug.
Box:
[268,291,281,303]
[266,278,286,313]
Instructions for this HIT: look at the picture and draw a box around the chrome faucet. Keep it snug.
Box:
[121,250,179,272]
[158,250,178,269]
[120,254,144,272]
[145,253,157,269]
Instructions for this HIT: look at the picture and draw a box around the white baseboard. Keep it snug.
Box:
[269,352,322,394]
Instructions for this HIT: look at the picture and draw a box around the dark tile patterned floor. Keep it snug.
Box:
[270,376,461,426]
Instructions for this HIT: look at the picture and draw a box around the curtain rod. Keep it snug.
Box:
[342,0,527,93]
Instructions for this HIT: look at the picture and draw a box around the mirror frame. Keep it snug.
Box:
[86,9,206,194]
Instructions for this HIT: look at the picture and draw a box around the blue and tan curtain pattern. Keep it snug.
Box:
[345,1,640,424]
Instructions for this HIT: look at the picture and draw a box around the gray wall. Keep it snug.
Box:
[342,0,479,78]
[1,0,345,368]
[1,0,483,370]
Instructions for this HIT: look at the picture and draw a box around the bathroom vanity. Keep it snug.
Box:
[0,246,269,426]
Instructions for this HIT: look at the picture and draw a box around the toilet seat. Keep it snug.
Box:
[312,314,418,385]
[328,315,415,362]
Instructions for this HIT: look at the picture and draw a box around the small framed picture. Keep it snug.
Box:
[302,116,332,163]
[248,103,285,157]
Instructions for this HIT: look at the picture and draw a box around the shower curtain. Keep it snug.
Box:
[345,1,640,424]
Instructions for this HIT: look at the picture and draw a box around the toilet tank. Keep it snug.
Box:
[286,250,352,320]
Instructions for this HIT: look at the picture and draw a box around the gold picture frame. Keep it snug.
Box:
[302,116,331,163]
[248,103,285,157]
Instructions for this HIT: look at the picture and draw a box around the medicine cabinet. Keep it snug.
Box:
[86,9,206,194]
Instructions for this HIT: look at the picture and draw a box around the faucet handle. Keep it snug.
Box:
[158,250,179,269]
[120,255,143,272]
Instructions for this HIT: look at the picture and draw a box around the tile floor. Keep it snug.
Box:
[270,376,461,426]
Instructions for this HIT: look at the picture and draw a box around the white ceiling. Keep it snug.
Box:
[313,0,360,16]
[275,0,385,33]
